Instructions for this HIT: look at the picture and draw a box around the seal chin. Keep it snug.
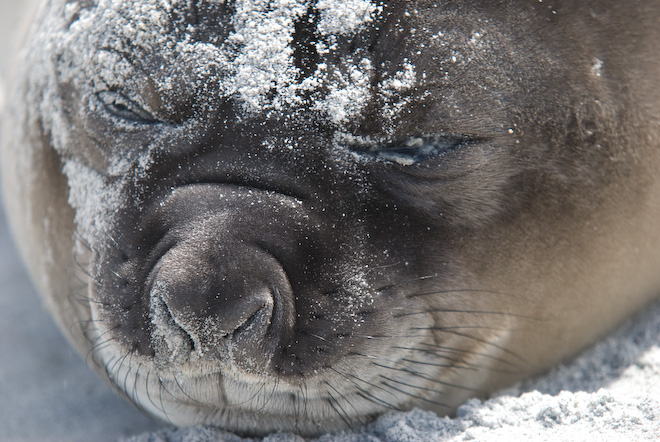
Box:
[95,348,378,436]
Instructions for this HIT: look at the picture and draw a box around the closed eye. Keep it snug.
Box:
[348,134,475,165]
[97,91,158,124]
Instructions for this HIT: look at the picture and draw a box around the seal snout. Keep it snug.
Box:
[144,185,299,371]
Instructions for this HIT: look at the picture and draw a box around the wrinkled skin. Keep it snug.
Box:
[3,0,660,437]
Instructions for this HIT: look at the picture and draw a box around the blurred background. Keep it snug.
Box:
[0,1,163,440]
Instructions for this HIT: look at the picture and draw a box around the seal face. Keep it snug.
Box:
[3,0,660,436]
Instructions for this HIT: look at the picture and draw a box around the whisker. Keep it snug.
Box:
[102,354,119,380]
[67,288,111,307]
[67,269,91,290]
[353,349,479,372]
[409,325,511,332]
[414,328,528,363]
[394,308,539,320]
[69,317,103,340]
[226,378,267,407]
[297,379,310,432]
[325,390,355,431]
[122,352,135,402]
[375,273,441,292]
[404,288,522,300]
[379,378,451,408]
[173,374,203,405]
[72,230,93,250]
[331,368,399,411]
[324,379,365,425]
[400,357,477,371]
[130,362,146,414]
[253,377,280,413]
[372,362,480,393]
[144,370,167,415]
[114,352,131,381]
[395,344,519,369]
[328,367,401,412]
[157,373,175,426]
[71,252,102,286]
[355,390,399,412]
[86,327,120,367]
[153,372,177,400]
[103,230,122,251]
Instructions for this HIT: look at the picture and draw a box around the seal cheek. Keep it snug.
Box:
[146,212,295,372]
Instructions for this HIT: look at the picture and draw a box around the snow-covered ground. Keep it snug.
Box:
[2,2,659,441]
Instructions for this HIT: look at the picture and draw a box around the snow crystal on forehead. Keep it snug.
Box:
[223,0,379,116]
[46,0,389,120]
[378,60,417,132]
[68,0,172,51]
[65,0,384,122]
[316,58,374,125]
[316,0,378,36]
[224,0,308,113]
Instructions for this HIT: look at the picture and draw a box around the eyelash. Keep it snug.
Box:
[97,91,158,124]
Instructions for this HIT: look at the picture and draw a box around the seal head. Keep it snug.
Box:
[3,0,660,436]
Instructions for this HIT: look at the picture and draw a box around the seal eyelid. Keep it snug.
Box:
[97,90,158,124]
[353,134,474,166]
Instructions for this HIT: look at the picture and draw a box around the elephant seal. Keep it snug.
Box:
[3,0,660,436]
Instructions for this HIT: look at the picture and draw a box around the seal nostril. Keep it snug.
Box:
[149,293,195,363]
[232,299,272,339]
